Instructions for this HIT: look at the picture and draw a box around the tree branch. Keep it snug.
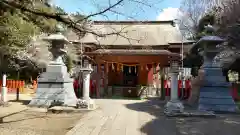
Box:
[76,0,124,23]
[1,0,132,38]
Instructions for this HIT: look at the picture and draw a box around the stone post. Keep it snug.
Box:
[82,70,91,100]
[164,60,184,116]
[170,72,178,101]
[79,59,95,109]
[1,74,8,102]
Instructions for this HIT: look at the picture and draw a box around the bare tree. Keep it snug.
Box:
[0,0,167,72]
[212,0,240,67]
[178,0,220,39]
[216,0,240,47]
[1,0,165,56]
[1,0,163,37]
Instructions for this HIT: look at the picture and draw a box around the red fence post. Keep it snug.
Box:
[164,80,171,97]
[232,83,238,100]
[178,80,181,98]
[164,80,168,96]
[185,80,191,99]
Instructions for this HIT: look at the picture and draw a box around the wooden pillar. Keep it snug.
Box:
[96,63,101,98]
[138,64,148,85]
[160,66,165,100]
[104,63,108,95]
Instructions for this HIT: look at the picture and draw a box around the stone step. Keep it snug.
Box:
[198,87,238,113]
[199,87,231,93]
[203,78,230,87]
[203,68,224,76]
[200,93,233,99]
[113,90,123,96]
[199,97,235,105]
[198,104,237,113]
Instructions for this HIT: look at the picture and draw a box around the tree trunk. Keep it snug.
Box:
[188,67,205,106]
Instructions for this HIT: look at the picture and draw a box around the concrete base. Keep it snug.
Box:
[48,106,96,113]
[86,99,96,110]
[164,100,184,116]
[29,63,78,108]
[76,98,96,110]
[1,87,8,102]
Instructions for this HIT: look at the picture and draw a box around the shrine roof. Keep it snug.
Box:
[84,49,180,57]
[67,20,192,46]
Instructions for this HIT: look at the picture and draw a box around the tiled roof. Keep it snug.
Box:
[67,21,191,46]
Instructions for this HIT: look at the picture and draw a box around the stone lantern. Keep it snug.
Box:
[192,25,238,112]
[164,56,184,116]
[77,58,95,110]
[29,25,78,107]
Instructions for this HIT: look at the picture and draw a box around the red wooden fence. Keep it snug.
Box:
[164,80,192,99]
[0,80,25,93]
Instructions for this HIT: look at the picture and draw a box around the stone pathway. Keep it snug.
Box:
[67,99,240,135]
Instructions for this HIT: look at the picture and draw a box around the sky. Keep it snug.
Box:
[51,0,182,21]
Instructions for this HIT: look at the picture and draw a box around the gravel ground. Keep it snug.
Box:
[174,114,240,135]
[0,101,86,135]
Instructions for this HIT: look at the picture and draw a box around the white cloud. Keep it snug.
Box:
[156,7,181,21]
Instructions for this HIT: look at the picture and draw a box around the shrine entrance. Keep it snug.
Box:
[123,65,138,87]
[85,49,181,98]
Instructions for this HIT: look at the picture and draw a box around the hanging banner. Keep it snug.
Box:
[156,63,160,71]
[106,63,109,73]
[117,64,121,71]
[141,65,143,71]
[112,63,114,71]
[101,64,105,76]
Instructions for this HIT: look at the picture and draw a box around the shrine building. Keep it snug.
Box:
[68,20,194,97]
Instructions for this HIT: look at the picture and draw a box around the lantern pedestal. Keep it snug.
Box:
[29,62,78,107]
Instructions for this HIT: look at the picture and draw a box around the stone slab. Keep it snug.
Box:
[199,98,236,105]
[199,104,237,112]
[38,72,72,82]
[199,92,233,99]
[165,110,216,118]
[48,106,95,113]
[46,64,67,73]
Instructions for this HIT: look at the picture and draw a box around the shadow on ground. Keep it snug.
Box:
[0,109,48,124]
[125,98,240,135]
[9,100,31,105]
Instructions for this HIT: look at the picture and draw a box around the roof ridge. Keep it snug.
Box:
[93,20,174,25]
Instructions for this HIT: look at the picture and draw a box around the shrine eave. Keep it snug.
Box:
[85,49,180,57]
[168,40,195,45]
